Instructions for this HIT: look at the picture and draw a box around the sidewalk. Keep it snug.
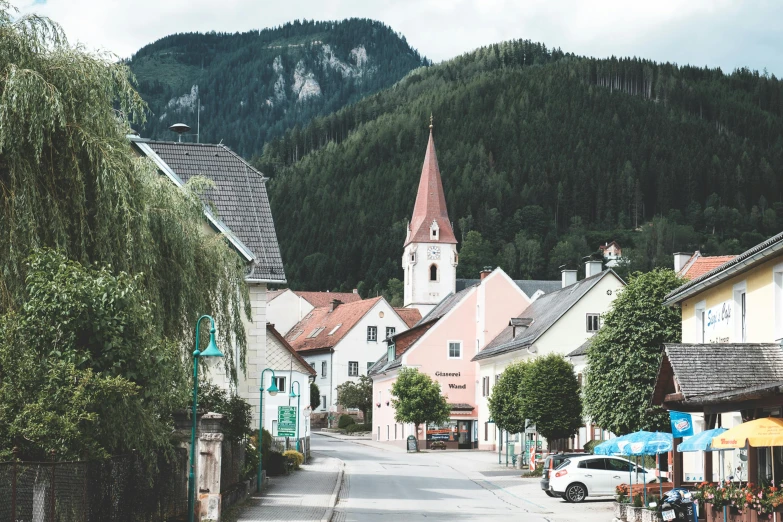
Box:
[232,455,343,522]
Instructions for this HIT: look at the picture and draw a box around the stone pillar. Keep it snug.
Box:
[241,283,267,426]
[198,413,225,522]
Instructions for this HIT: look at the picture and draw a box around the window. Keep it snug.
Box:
[410,252,416,263]
[367,362,374,372]
[307,327,325,338]
[577,373,583,388]
[495,374,500,385]
[328,323,342,335]
[733,281,747,342]
[586,313,600,332]
[321,361,327,377]
[321,395,327,410]
[607,459,632,472]
[430,264,438,281]
[274,376,286,393]
[395,424,398,439]
[484,422,488,441]
[431,227,438,240]
[448,341,462,359]
[482,376,490,397]
[387,425,390,440]
[310,362,316,370]
[367,326,377,342]
[386,326,396,339]
[348,361,358,376]
[579,459,607,470]
[694,300,706,343]
[741,292,747,342]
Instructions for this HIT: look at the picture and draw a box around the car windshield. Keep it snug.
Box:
[555,459,571,470]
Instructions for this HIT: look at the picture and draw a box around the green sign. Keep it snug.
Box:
[278,406,297,437]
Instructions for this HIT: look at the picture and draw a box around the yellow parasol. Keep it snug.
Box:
[711,417,783,449]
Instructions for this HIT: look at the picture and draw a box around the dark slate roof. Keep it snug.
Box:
[456,278,561,298]
[662,343,783,400]
[416,284,477,326]
[567,338,592,358]
[132,138,285,282]
[664,231,783,305]
[473,270,620,362]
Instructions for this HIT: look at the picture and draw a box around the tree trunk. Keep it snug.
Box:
[415,423,421,451]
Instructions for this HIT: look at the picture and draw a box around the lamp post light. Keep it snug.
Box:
[187,315,224,522]
[258,368,279,493]
[289,381,301,452]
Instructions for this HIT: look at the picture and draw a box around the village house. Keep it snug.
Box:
[267,288,362,335]
[599,241,623,268]
[472,262,625,454]
[652,231,783,485]
[286,297,417,419]
[130,136,286,424]
[674,251,738,281]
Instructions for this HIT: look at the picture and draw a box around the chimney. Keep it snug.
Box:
[560,265,577,288]
[480,266,493,280]
[352,288,358,294]
[585,259,603,278]
[673,252,693,273]
[330,299,342,312]
[510,317,533,338]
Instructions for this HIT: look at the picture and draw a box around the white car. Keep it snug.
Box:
[548,455,655,503]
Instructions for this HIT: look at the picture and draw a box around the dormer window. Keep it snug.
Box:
[430,220,439,240]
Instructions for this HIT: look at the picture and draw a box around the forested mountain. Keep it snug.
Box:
[261,40,783,296]
[127,19,427,156]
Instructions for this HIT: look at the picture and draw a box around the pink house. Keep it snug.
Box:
[369,268,531,448]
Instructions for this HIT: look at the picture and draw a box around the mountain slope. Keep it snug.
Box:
[128,19,427,156]
[261,40,783,293]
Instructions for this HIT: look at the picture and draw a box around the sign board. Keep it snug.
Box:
[407,435,418,453]
[277,406,297,437]
[704,300,732,343]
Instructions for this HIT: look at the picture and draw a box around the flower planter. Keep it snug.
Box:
[627,506,644,522]
[641,508,661,522]
[613,501,627,521]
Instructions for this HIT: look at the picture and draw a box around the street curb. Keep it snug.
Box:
[320,459,345,522]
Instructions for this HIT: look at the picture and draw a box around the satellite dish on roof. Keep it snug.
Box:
[168,123,191,142]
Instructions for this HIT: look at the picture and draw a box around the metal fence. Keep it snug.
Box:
[220,439,245,494]
[0,451,188,522]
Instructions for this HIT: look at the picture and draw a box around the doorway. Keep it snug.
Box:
[458,421,472,449]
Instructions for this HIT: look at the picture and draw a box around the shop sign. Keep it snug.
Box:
[705,301,732,343]
[277,406,297,437]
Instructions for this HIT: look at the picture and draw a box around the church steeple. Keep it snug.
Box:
[404,121,457,247]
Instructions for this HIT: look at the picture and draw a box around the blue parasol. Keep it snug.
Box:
[676,428,727,453]
[616,431,673,504]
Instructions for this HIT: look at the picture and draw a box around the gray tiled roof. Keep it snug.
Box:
[456,278,561,299]
[567,338,592,358]
[663,343,783,400]
[134,139,285,282]
[415,284,477,326]
[473,270,619,362]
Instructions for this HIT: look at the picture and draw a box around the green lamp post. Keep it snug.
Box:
[289,381,301,452]
[257,368,279,492]
[187,315,224,522]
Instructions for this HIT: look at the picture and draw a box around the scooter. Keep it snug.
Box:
[657,488,697,522]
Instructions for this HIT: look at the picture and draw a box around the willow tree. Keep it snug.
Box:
[0,4,249,375]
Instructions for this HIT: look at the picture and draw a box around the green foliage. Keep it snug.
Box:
[310,382,321,410]
[457,231,494,278]
[583,439,602,454]
[344,423,372,433]
[633,494,643,508]
[337,414,356,429]
[0,4,250,380]
[262,37,783,292]
[129,19,427,157]
[282,450,304,470]
[584,269,683,435]
[197,381,253,443]
[243,428,271,480]
[0,249,187,461]
[520,355,583,441]
[266,450,286,476]
[390,368,450,443]
[336,375,373,423]
[488,362,529,434]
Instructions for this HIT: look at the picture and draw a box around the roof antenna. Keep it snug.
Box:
[168,123,191,143]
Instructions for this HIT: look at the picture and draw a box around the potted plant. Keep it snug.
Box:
[626,494,644,522]
[615,484,630,521]
[641,495,661,522]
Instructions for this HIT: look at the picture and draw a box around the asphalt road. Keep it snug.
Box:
[311,434,613,522]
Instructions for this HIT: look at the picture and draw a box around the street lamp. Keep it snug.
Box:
[289,381,301,452]
[258,368,279,492]
[188,315,224,522]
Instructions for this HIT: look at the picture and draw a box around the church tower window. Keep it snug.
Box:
[430,264,438,282]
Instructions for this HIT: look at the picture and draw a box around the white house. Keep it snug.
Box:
[267,289,362,336]
[130,137,286,425]
[259,325,317,442]
[286,297,418,416]
[472,262,625,452]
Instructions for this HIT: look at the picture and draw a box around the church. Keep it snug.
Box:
[369,122,536,449]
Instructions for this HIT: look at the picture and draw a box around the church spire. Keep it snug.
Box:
[404,118,457,247]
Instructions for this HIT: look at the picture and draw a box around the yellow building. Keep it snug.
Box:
[653,231,783,485]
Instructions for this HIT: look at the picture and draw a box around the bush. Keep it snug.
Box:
[527,463,544,477]
[338,414,356,429]
[266,451,286,476]
[344,423,371,433]
[584,439,602,454]
[283,450,304,470]
[244,428,272,480]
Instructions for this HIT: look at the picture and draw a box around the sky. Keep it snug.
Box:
[12,0,783,76]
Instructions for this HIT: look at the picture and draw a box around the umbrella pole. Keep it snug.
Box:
[772,447,777,522]
[721,450,727,522]
[643,455,647,507]
[658,452,663,499]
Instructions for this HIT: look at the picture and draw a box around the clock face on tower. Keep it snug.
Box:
[427,246,441,260]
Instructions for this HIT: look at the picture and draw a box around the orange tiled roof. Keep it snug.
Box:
[394,308,422,328]
[679,254,737,280]
[286,297,383,353]
[293,291,362,308]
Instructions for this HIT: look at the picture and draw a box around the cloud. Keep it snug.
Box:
[9,0,783,75]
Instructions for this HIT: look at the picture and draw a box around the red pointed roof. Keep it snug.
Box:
[404,130,457,247]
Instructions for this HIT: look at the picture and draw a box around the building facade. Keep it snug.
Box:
[267,289,362,336]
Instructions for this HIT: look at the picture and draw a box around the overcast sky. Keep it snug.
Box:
[12,0,783,76]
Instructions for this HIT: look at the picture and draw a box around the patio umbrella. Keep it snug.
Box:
[678,428,728,522]
[618,431,674,503]
[594,435,627,455]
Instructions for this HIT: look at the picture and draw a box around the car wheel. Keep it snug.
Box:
[545,490,557,497]
[564,483,587,503]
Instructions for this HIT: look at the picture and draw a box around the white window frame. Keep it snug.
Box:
[274,376,286,393]
[774,262,783,341]
[386,326,396,339]
[586,313,600,332]
[348,361,359,377]
[367,361,374,372]
[321,395,327,410]
[367,326,378,342]
[733,281,747,342]
[694,300,706,343]
[321,361,327,378]
[447,340,462,359]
